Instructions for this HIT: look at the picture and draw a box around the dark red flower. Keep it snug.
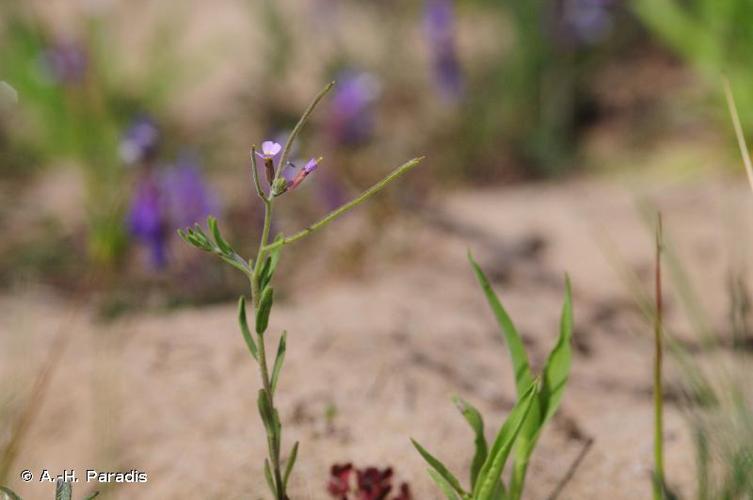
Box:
[328,463,353,498]
[356,467,393,500]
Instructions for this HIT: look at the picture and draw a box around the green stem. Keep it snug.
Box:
[653,214,665,500]
[263,156,424,253]
[251,201,284,499]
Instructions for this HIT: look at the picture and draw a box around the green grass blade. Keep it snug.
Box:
[452,396,488,489]
[469,252,533,396]
[411,439,466,496]
[237,296,258,360]
[474,382,538,500]
[427,469,463,500]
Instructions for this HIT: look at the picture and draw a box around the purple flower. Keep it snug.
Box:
[126,155,218,269]
[256,141,282,160]
[127,174,168,269]
[40,40,88,86]
[255,140,282,185]
[288,157,321,190]
[162,155,219,230]
[120,115,160,165]
[327,71,379,146]
[424,0,463,101]
[553,0,615,46]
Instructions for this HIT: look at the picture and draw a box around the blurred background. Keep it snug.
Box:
[2,0,753,498]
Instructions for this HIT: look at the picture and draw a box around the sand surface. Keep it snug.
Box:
[3,174,752,499]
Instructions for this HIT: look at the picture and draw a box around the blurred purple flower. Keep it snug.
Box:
[120,115,160,165]
[556,0,615,45]
[162,155,219,230]
[40,39,88,86]
[423,0,463,101]
[127,155,218,269]
[127,173,168,269]
[327,71,379,146]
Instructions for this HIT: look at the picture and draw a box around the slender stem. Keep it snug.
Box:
[263,156,424,253]
[250,200,284,499]
[653,213,665,500]
[275,81,335,182]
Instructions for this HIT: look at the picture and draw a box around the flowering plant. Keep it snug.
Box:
[178,82,422,499]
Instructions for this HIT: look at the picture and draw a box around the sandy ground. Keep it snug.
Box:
[3,173,753,500]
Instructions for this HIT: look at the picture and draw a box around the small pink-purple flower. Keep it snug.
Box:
[255,141,282,160]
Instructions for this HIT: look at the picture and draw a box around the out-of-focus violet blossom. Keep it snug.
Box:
[556,0,615,45]
[327,71,380,146]
[162,155,219,230]
[128,174,168,269]
[127,156,218,269]
[423,0,463,101]
[40,40,88,86]
[120,115,160,165]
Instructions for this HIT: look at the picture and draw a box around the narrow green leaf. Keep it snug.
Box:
[541,276,573,424]
[83,493,100,500]
[282,441,299,492]
[427,469,462,500]
[55,481,71,500]
[271,331,287,394]
[208,216,233,255]
[411,439,466,496]
[510,278,574,499]
[260,236,284,291]
[0,486,21,500]
[264,459,277,496]
[469,252,533,396]
[237,296,258,360]
[256,287,274,334]
[474,382,538,500]
[452,396,487,489]
[257,389,275,437]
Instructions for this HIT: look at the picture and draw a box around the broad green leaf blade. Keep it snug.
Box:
[469,253,533,396]
[55,481,71,500]
[474,382,538,500]
[256,287,274,334]
[452,396,487,489]
[0,486,21,500]
[237,296,258,360]
[427,469,462,500]
[411,439,466,496]
[282,441,299,492]
[271,332,287,395]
